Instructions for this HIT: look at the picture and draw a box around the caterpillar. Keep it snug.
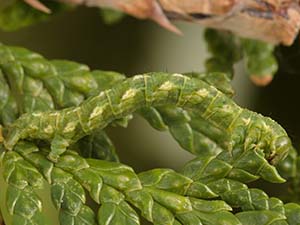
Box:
[4,73,292,163]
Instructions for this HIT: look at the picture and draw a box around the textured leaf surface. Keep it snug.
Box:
[1,142,298,225]
[0,146,49,225]
[204,29,278,86]
[0,44,127,162]
[7,142,241,225]
[204,29,241,79]
[0,44,298,225]
[0,1,64,31]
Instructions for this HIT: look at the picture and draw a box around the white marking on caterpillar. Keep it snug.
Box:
[44,125,53,134]
[196,89,209,98]
[66,110,74,116]
[98,92,105,98]
[221,104,234,113]
[262,121,271,132]
[49,112,59,116]
[32,112,43,117]
[118,175,130,184]
[63,122,77,133]
[121,89,138,101]
[89,106,104,120]
[133,75,144,80]
[30,125,39,131]
[173,73,190,79]
[242,117,251,126]
[158,81,176,91]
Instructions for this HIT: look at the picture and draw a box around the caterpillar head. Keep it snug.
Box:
[250,115,293,165]
[268,135,292,165]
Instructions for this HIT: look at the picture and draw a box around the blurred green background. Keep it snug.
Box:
[1,6,300,224]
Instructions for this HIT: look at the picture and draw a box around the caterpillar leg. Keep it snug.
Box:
[48,135,69,162]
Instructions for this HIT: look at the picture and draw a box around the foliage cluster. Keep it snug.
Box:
[0,1,300,225]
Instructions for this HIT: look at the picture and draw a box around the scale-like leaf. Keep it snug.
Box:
[204,29,241,79]
[98,185,140,225]
[0,146,49,225]
[241,38,278,86]
[9,142,240,225]
[204,29,278,86]
[236,210,286,225]
[0,44,298,225]
[73,130,119,162]
[0,44,127,161]
[1,139,298,225]
[0,1,64,31]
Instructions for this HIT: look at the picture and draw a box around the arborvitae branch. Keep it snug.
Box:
[0,43,298,225]
[0,1,64,31]
[1,141,299,225]
[204,29,278,86]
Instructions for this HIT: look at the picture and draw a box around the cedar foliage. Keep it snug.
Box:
[0,1,300,225]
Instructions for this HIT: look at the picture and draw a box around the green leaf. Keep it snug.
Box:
[0,44,298,225]
[0,1,64,31]
[236,210,286,225]
[6,186,48,225]
[284,203,300,225]
[204,29,278,86]
[98,185,140,225]
[3,151,44,189]
[60,206,96,225]
[75,130,119,162]
[51,168,85,212]
[182,151,285,184]
[100,8,125,25]
[138,169,193,195]
[0,44,127,162]
[241,39,277,76]
[204,29,242,79]
[0,147,51,225]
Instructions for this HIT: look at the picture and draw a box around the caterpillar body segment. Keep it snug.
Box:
[4,73,292,163]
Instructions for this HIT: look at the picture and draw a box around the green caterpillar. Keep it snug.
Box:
[4,73,292,163]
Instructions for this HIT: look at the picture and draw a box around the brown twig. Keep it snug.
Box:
[23,0,51,13]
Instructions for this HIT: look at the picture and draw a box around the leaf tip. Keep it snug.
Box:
[250,75,273,86]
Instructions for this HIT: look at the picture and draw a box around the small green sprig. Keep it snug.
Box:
[204,29,278,86]
[0,44,298,225]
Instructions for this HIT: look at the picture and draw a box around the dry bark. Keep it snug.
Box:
[25,0,300,45]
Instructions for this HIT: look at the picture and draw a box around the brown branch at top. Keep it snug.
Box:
[24,0,300,45]
[23,0,51,13]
